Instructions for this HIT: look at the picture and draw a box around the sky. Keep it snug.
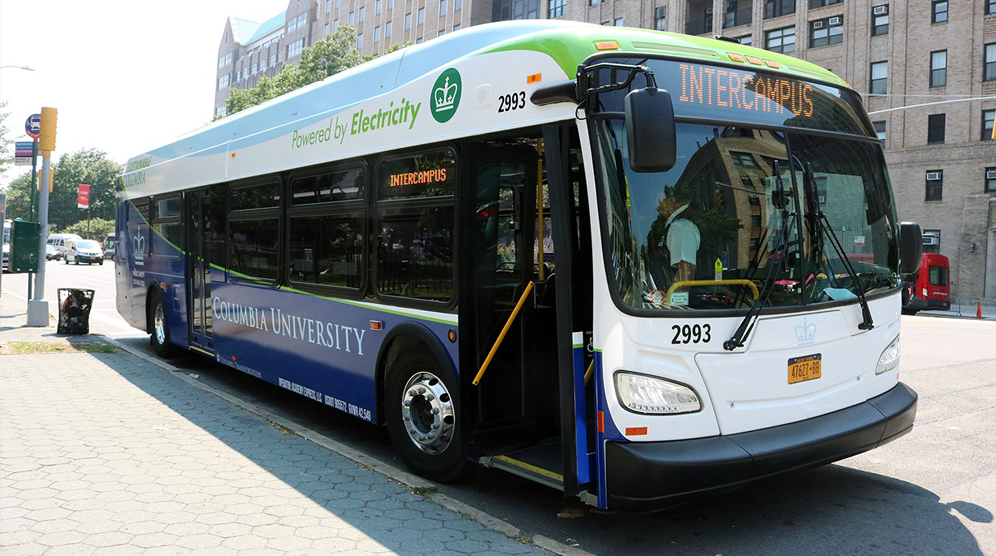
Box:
[0,0,284,189]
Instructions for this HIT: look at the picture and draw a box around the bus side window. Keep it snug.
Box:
[288,163,366,291]
[151,194,184,257]
[229,180,282,283]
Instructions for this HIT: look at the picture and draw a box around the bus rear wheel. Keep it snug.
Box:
[149,289,175,358]
[385,348,464,482]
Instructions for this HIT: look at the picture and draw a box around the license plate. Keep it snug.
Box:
[788,354,822,384]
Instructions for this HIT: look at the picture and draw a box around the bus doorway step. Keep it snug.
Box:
[478,438,564,490]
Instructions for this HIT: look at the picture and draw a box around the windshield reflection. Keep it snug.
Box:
[596,121,899,312]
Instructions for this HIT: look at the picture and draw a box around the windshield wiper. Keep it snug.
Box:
[724,161,796,351]
[802,163,874,331]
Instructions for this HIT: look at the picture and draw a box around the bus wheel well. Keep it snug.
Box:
[375,324,455,427]
[145,286,159,334]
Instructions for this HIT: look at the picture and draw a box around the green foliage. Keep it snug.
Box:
[223,26,411,118]
[63,217,114,240]
[1,148,121,231]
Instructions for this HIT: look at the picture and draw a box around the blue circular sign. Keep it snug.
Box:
[25,114,40,139]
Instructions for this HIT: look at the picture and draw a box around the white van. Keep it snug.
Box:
[46,234,82,258]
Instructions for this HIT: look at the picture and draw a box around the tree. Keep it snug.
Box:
[1,148,121,231]
[0,101,11,181]
[63,217,114,240]
[223,25,411,117]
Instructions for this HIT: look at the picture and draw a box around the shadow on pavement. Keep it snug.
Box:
[101,347,986,556]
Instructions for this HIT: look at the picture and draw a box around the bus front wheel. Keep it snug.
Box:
[149,289,175,358]
[385,348,464,482]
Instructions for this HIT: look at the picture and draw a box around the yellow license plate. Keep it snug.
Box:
[788,354,822,384]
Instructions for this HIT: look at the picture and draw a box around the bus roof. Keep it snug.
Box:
[122,20,850,193]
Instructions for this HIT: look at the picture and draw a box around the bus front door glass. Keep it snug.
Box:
[469,142,549,432]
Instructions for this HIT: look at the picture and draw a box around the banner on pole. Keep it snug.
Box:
[78,184,90,209]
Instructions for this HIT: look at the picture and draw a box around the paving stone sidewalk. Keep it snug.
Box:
[0,338,549,555]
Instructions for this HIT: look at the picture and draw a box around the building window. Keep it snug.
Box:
[217,74,230,90]
[453,23,461,30]
[287,38,304,59]
[590,0,597,5]
[252,61,258,74]
[349,11,354,24]
[655,6,666,30]
[326,0,332,12]
[873,121,886,142]
[215,105,227,118]
[376,0,382,14]
[986,167,996,192]
[615,16,624,25]
[455,0,461,11]
[809,0,841,7]
[810,15,843,47]
[324,23,330,36]
[986,43,996,81]
[357,33,363,49]
[764,0,796,19]
[405,13,411,30]
[737,34,752,46]
[386,21,392,38]
[984,110,995,140]
[927,114,946,144]
[922,230,941,254]
[988,0,996,15]
[870,61,888,94]
[359,6,365,22]
[549,0,565,17]
[374,25,380,41]
[871,4,889,36]
[765,26,795,53]
[440,0,447,14]
[389,0,395,10]
[418,7,424,25]
[333,19,339,32]
[930,50,947,87]
[925,171,943,201]
[931,1,947,23]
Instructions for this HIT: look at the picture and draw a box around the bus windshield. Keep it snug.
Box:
[590,61,899,312]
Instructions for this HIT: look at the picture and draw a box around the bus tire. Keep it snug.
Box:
[385,347,464,482]
[149,289,175,358]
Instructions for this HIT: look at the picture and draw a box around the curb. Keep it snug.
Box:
[98,335,593,556]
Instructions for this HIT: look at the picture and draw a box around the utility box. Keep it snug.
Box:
[10,221,41,273]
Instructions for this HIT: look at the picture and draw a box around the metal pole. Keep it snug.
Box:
[26,156,51,326]
[27,140,38,301]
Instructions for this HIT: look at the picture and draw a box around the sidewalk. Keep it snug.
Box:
[0,291,561,556]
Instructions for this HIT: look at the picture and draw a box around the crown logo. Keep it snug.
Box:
[133,233,145,262]
[434,77,458,112]
[795,317,816,345]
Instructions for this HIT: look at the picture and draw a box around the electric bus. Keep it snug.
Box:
[116,21,923,511]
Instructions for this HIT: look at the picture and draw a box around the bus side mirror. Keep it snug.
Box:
[624,87,676,172]
[899,222,923,275]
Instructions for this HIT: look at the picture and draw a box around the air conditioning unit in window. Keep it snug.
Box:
[926,171,942,181]
[987,169,996,180]
[873,5,888,15]
[829,16,841,25]
[813,20,824,28]
[923,236,939,246]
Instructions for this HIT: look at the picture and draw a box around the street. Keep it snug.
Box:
[2,260,995,555]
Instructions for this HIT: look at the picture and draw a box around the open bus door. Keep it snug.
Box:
[462,127,595,501]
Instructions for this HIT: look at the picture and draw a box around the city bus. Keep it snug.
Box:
[903,253,950,315]
[116,20,923,511]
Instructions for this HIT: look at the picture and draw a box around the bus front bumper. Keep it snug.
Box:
[604,382,917,511]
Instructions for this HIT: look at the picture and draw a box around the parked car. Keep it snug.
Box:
[102,233,116,261]
[64,239,104,265]
[46,244,62,261]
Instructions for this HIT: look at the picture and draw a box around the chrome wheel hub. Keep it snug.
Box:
[154,304,166,345]
[400,371,455,454]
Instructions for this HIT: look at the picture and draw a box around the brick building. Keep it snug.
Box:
[215,0,996,299]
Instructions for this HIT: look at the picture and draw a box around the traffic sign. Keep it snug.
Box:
[78,184,90,209]
[15,157,33,166]
[15,141,34,157]
[25,114,40,139]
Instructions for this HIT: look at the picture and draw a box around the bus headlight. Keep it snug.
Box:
[876,335,900,375]
[615,372,700,415]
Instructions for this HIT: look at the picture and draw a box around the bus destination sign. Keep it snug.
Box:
[677,63,815,119]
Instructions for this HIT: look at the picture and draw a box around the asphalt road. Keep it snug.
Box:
[3,260,994,555]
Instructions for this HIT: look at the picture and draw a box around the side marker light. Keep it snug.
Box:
[595,41,620,50]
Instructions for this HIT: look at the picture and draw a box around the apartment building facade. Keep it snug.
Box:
[215,0,996,298]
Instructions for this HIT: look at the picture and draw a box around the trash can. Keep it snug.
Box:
[57,288,95,335]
